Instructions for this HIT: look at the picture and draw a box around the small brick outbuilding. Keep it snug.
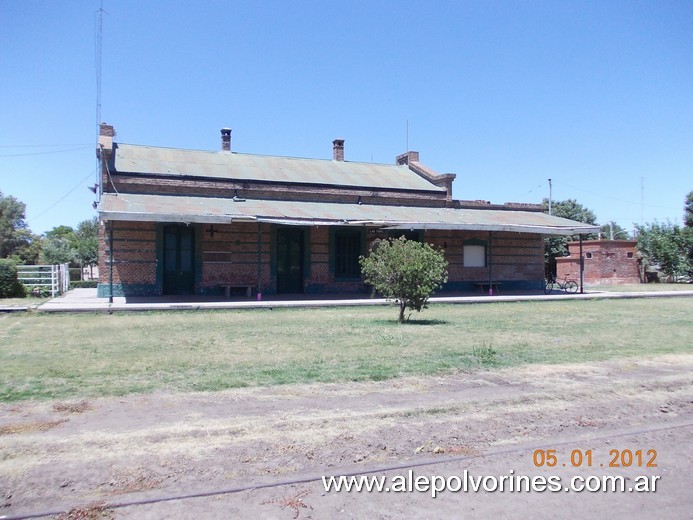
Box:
[556,240,640,285]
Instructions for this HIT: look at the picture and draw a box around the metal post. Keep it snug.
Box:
[109,223,114,304]
[548,178,552,216]
[579,234,584,294]
[488,232,493,296]
[256,222,262,300]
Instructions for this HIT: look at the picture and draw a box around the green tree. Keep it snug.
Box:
[45,225,75,240]
[39,236,76,265]
[635,221,691,280]
[359,236,448,323]
[542,198,598,279]
[685,190,693,228]
[0,190,33,260]
[73,217,99,276]
[600,221,630,240]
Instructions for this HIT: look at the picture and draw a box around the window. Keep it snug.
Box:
[585,252,593,259]
[334,229,362,278]
[463,239,487,267]
[627,252,634,259]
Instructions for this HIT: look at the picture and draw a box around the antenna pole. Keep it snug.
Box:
[640,177,644,225]
[406,119,409,151]
[95,1,105,192]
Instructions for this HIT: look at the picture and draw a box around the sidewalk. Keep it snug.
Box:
[34,287,693,313]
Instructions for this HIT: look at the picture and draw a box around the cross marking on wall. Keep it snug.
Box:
[206,225,218,238]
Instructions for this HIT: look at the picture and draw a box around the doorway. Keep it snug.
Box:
[276,228,304,294]
[163,225,195,295]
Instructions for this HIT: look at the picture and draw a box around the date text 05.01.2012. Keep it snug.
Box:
[532,449,657,468]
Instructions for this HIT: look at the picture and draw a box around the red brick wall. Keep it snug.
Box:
[99,221,157,286]
[99,221,547,295]
[199,222,271,291]
[556,240,640,285]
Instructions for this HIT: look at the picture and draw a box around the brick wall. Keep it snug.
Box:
[108,174,448,208]
[98,221,547,296]
[98,221,157,287]
[199,222,271,292]
[556,240,640,285]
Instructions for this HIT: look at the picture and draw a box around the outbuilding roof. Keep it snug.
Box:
[99,193,600,236]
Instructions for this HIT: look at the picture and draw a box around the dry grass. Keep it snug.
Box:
[0,418,67,435]
[105,469,163,495]
[54,502,115,520]
[262,489,313,519]
[53,400,92,414]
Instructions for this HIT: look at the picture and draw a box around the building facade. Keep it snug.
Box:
[96,124,599,298]
[556,240,640,285]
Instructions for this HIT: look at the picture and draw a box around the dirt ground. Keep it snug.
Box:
[1,354,691,519]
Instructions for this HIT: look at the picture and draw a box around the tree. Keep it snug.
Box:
[73,217,99,277]
[635,221,691,280]
[39,236,76,265]
[542,198,598,279]
[685,190,693,228]
[359,236,448,323]
[40,224,76,265]
[0,191,33,260]
[600,221,630,240]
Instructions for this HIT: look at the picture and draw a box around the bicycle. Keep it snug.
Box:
[544,275,579,294]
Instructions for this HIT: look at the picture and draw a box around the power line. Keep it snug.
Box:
[552,179,675,210]
[0,146,92,158]
[0,143,91,148]
[28,169,96,225]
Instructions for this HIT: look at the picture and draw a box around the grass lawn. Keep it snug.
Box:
[0,297,50,307]
[1,298,691,402]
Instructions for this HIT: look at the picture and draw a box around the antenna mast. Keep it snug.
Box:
[94,0,105,196]
[95,0,104,134]
[640,177,644,225]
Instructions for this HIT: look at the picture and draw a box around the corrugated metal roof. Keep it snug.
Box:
[98,193,601,236]
[112,144,446,192]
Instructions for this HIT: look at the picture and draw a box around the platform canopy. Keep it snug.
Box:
[98,193,600,236]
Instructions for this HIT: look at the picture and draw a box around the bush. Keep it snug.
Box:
[70,281,98,289]
[0,259,26,298]
[360,236,448,323]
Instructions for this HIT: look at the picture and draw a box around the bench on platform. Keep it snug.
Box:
[473,282,502,294]
[220,285,253,298]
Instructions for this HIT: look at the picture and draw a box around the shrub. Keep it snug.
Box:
[70,281,98,289]
[360,236,448,323]
[0,259,26,298]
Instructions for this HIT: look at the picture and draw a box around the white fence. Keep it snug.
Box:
[17,264,69,297]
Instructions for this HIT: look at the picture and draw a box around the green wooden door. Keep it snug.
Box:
[276,228,304,294]
[163,225,195,295]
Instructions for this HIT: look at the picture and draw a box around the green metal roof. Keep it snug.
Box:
[111,143,446,192]
[99,193,600,235]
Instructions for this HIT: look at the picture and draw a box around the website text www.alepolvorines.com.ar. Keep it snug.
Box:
[322,470,661,498]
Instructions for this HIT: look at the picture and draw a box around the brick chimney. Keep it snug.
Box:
[97,123,114,159]
[221,128,232,152]
[395,151,419,165]
[332,138,344,161]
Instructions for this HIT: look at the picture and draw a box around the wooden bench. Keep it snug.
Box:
[473,282,502,294]
[221,285,253,298]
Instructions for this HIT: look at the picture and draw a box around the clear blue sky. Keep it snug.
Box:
[1,0,691,236]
